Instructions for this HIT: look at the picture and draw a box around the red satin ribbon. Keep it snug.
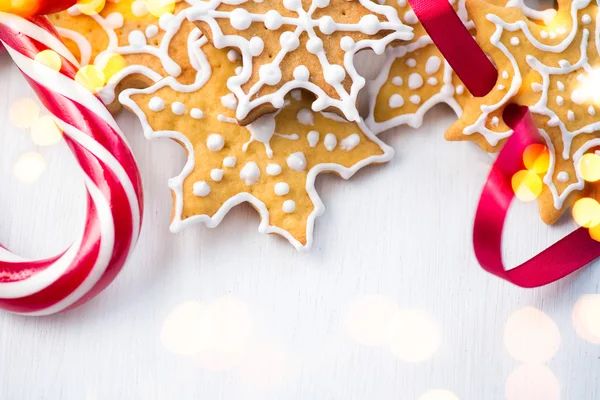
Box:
[409,0,600,286]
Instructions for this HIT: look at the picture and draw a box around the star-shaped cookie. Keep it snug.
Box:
[448,0,600,223]
[120,37,394,250]
[188,0,414,125]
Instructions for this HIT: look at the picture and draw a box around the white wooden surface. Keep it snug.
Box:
[2,12,600,399]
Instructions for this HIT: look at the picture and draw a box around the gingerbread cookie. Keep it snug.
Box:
[449,0,600,223]
[366,0,556,134]
[49,1,197,113]
[188,0,414,125]
[119,37,394,250]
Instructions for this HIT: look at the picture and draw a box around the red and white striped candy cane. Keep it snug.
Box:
[0,13,143,315]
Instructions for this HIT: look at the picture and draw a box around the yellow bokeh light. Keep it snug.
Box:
[511,170,542,202]
[418,389,460,400]
[0,0,37,16]
[9,98,40,129]
[146,0,176,17]
[344,295,400,346]
[579,153,600,182]
[503,307,560,364]
[101,53,127,83]
[13,152,46,183]
[522,144,550,174]
[31,116,63,147]
[76,0,106,16]
[384,309,441,363]
[572,294,600,344]
[75,65,106,94]
[506,365,560,400]
[572,197,600,228]
[34,50,62,72]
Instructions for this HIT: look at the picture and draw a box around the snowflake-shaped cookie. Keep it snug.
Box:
[120,37,393,250]
[50,1,197,112]
[187,0,413,125]
[450,0,600,223]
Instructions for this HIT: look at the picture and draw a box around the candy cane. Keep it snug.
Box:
[0,13,143,315]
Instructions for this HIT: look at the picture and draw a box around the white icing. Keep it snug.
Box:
[210,169,224,182]
[193,181,211,197]
[324,133,337,151]
[240,162,261,185]
[392,76,403,86]
[389,94,404,108]
[274,182,290,196]
[340,134,360,151]
[427,77,438,85]
[191,108,204,119]
[148,96,165,112]
[425,56,441,75]
[146,25,159,39]
[286,152,307,171]
[408,73,423,89]
[223,156,237,168]
[307,130,319,147]
[410,95,421,104]
[405,58,417,67]
[557,171,569,182]
[297,108,314,125]
[207,134,225,152]
[221,93,238,110]
[266,163,282,176]
[171,101,186,115]
[282,200,296,213]
[131,0,149,17]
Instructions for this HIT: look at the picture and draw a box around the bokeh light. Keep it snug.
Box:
[506,364,560,400]
[512,170,543,202]
[146,0,176,17]
[238,342,290,389]
[9,98,40,129]
[0,0,37,16]
[572,294,600,344]
[75,65,106,94]
[76,0,106,16]
[572,197,600,228]
[13,152,47,183]
[504,307,560,364]
[160,301,217,356]
[100,53,127,83]
[34,50,62,72]
[384,309,441,362]
[523,144,550,174]
[579,153,600,182]
[418,389,460,400]
[344,295,400,346]
[31,116,63,147]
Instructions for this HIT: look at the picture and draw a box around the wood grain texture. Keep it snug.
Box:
[1,8,600,397]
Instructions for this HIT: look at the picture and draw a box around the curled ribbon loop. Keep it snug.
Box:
[408,0,600,286]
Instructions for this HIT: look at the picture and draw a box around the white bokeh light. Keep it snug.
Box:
[504,307,560,363]
[418,389,460,400]
[31,116,63,147]
[344,295,400,346]
[238,341,290,389]
[160,301,217,356]
[13,152,46,183]
[9,98,40,129]
[506,364,560,400]
[384,308,441,362]
[572,294,600,344]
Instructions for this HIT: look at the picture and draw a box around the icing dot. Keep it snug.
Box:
[235,66,243,75]
[568,110,575,121]
[319,16,337,35]
[158,13,175,31]
[131,0,148,17]
[556,27,567,35]
[128,30,146,48]
[148,97,165,112]
[502,70,509,79]
[324,64,345,85]
[427,77,438,85]
[171,102,185,115]
[193,181,211,197]
[405,58,417,68]
[283,0,301,11]
[510,37,520,46]
[556,96,564,106]
[408,73,423,89]
[314,0,330,7]
[240,162,261,185]
[207,134,225,152]
[67,5,81,16]
[293,65,310,81]
[191,108,204,119]
[227,50,240,62]
[410,95,421,104]
[582,14,592,24]
[223,156,237,168]
[558,59,570,68]
[145,25,159,38]
[106,13,124,29]
[264,10,283,30]
[359,15,381,35]
[531,82,543,92]
[425,56,441,74]
[283,200,296,213]
[324,133,337,151]
[340,36,354,51]
[266,163,282,176]
[557,81,565,91]
[491,117,500,127]
[280,31,300,51]
[389,94,404,108]
[392,76,403,86]
[249,37,264,56]
[221,94,238,110]
[274,182,290,196]
[557,172,569,182]
[297,108,314,125]
[287,152,307,171]
[589,105,596,116]
[307,131,319,147]
[291,90,302,100]
[403,10,418,24]
[306,37,324,54]
[397,0,406,5]
[541,30,549,38]
[211,169,224,182]
[456,85,464,95]
[497,84,505,91]
[340,134,360,151]
[549,31,557,39]
[259,63,282,86]
[230,8,252,30]
[571,88,587,105]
